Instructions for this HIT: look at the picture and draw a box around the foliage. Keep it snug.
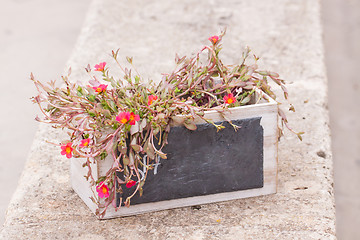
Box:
[31,31,302,218]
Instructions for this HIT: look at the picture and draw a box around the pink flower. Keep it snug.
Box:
[94,62,106,71]
[147,95,158,106]
[223,93,236,104]
[115,111,140,125]
[208,35,219,44]
[129,112,140,125]
[60,142,73,159]
[92,84,107,93]
[96,181,110,198]
[126,180,136,188]
[79,138,90,148]
[116,112,130,124]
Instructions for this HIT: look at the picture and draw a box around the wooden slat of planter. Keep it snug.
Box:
[102,176,277,219]
[70,157,98,213]
[102,168,278,219]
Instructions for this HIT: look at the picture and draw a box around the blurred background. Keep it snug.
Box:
[0,0,89,228]
[322,0,360,239]
[0,0,359,239]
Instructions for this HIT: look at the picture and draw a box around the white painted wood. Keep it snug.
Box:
[102,180,276,219]
[70,157,98,213]
[70,90,279,219]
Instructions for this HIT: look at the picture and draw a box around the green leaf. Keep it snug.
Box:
[131,144,142,153]
[153,127,160,135]
[258,71,269,76]
[122,156,130,166]
[269,72,279,78]
[130,122,140,135]
[77,86,83,96]
[87,95,96,102]
[188,76,192,87]
[240,95,251,105]
[171,116,185,125]
[297,132,305,141]
[289,104,295,112]
[140,119,147,130]
[242,75,251,81]
[103,109,111,117]
[195,111,204,116]
[239,66,247,76]
[100,151,108,160]
[118,145,127,155]
[87,110,96,117]
[184,119,197,130]
[156,106,164,112]
[129,151,135,166]
[144,139,155,159]
[134,75,140,84]
[156,150,167,159]
[126,56,133,64]
[157,113,166,120]
[243,84,254,90]
[211,72,219,77]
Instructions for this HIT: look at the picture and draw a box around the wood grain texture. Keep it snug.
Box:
[70,157,98,213]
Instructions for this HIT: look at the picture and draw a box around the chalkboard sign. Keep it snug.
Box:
[116,117,264,206]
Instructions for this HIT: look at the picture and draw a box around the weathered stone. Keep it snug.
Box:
[0,0,335,239]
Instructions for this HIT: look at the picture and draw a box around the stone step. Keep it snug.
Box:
[0,0,335,239]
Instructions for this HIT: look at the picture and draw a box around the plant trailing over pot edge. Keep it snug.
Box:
[31,30,303,218]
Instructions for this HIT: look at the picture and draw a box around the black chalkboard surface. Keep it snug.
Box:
[117,117,264,206]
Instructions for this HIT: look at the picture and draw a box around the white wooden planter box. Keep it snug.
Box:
[70,91,278,219]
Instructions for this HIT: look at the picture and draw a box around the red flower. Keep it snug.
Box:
[116,112,130,124]
[79,138,90,148]
[96,181,110,198]
[94,62,106,71]
[92,84,107,93]
[129,112,140,125]
[60,142,73,159]
[147,95,158,106]
[208,35,219,44]
[223,93,236,104]
[126,180,136,188]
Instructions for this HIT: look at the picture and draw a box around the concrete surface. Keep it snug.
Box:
[0,0,336,239]
[322,0,360,239]
[0,0,89,228]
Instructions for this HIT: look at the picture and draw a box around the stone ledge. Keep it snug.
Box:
[1,0,336,239]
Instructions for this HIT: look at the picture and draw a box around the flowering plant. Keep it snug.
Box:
[31,31,302,218]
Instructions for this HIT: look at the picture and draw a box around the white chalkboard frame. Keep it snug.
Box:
[70,90,278,219]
